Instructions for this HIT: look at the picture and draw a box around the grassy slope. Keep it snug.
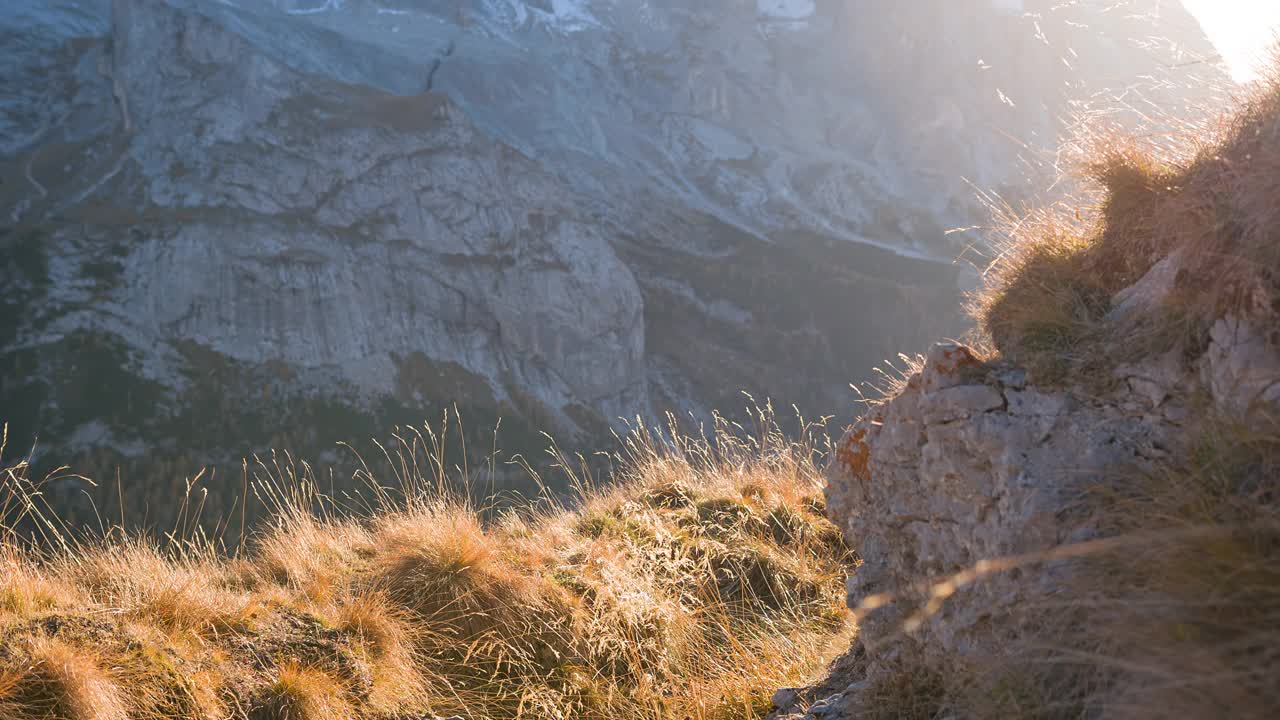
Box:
[0,411,853,720]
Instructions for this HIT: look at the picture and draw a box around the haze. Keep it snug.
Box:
[1183,0,1280,81]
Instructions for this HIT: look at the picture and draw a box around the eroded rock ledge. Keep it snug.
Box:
[774,310,1280,717]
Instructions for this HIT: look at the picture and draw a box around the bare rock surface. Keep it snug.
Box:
[827,344,1178,650]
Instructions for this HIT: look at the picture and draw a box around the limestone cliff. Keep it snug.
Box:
[0,0,1221,518]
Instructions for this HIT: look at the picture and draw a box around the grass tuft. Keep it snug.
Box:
[260,661,353,720]
[0,637,128,720]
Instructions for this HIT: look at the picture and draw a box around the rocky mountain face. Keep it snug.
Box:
[0,0,1220,511]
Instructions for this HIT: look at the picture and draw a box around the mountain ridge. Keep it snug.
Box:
[1,0,1224,521]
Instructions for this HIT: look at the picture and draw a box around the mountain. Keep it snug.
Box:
[0,0,1222,513]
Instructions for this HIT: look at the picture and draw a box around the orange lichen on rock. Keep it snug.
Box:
[938,347,980,376]
[836,428,871,483]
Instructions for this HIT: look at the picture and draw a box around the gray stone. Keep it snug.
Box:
[806,693,845,717]
[920,384,1006,424]
[771,687,800,710]
[920,343,985,394]
[827,348,1183,660]
[1203,315,1280,417]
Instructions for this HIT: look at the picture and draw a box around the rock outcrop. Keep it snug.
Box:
[0,0,1222,506]
[772,89,1280,717]
[830,342,1187,649]
[776,328,1280,718]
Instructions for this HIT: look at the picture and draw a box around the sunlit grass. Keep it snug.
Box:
[0,406,852,719]
[973,54,1280,387]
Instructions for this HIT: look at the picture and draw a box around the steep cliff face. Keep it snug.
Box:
[777,69,1280,720]
[0,0,1220,495]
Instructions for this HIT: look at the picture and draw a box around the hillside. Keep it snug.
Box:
[774,62,1280,719]
[0,410,853,719]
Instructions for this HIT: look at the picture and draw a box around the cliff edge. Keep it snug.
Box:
[775,66,1280,719]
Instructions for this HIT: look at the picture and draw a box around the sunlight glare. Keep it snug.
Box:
[1181,0,1280,82]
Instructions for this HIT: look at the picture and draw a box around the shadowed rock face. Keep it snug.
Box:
[780,318,1280,719]
[0,0,1220,500]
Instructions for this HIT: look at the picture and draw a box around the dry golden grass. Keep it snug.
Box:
[260,661,354,720]
[0,548,81,619]
[1074,417,1280,719]
[0,637,128,720]
[973,60,1280,384]
[324,589,427,713]
[0,406,851,719]
[68,542,257,636]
